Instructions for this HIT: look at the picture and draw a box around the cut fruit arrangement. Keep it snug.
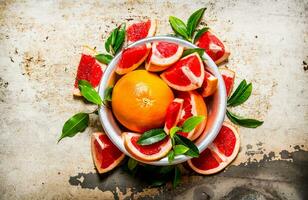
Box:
[58,7,263,188]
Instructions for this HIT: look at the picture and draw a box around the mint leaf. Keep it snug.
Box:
[78,80,102,105]
[137,129,166,145]
[226,109,263,128]
[128,158,138,171]
[187,7,206,37]
[193,27,209,43]
[174,145,189,155]
[181,116,205,133]
[168,150,175,163]
[182,48,204,58]
[169,16,189,41]
[58,112,89,142]
[95,54,113,65]
[228,82,252,107]
[173,167,181,188]
[169,126,182,138]
[174,134,199,157]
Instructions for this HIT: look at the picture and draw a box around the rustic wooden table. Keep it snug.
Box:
[0,0,307,199]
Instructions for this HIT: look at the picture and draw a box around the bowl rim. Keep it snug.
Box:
[98,36,227,166]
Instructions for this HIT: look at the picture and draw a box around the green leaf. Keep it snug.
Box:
[150,179,167,187]
[226,109,264,128]
[193,27,209,43]
[169,16,189,41]
[110,27,118,47]
[168,150,175,163]
[58,112,89,142]
[105,35,112,54]
[137,129,167,145]
[174,134,199,157]
[103,86,113,105]
[174,145,189,155]
[158,166,174,174]
[228,80,247,103]
[128,158,138,171]
[78,80,103,105]
[182,48,204,58]
[95,54,113,65]
[169,126,182,138]
[187,7,206,37]
[228,82,252,107]
[113,23,126,54]
[182,115,205,133]
[105,27,118,54]
[173,166,181,188]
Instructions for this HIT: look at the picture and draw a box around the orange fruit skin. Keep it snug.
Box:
[112,70,174,133]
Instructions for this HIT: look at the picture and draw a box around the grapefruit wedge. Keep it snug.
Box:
[164,98,184,134]
[195,30,230,65]
[145,41,184,72]
[91,132,125,174]
[126,19,157,43]
[123,132,172,162]
[160,52,205,91]
[200,71,218,97]
[176,91,207,141]
[188,122,240,175]
[73,46,106,96]
[115,43,151,75]
[219,67,235,97]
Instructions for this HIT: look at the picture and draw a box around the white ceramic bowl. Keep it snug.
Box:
[98,36,227,166]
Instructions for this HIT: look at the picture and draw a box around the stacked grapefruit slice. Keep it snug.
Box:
[91,132,125,173]
[126,19,157,43]
[73,46,106,96]
[123,132,172,162]
[188,122,240,174]
[195,30,230,65]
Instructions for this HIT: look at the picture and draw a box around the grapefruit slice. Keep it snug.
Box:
[199,71,218,97]
[164,98,184,134]
[160,53,205,91]
[126,19,157,43]
[195,30,230,65]
[219,67,235,97]
[123,132,172,162]
[188,122,240,175]
[73,46,106,96]
[176,91,207,141]
[91,132,125,174]
[145,41,184,72]
[115,43,151,75]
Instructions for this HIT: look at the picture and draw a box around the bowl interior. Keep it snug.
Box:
[98,36,227,166]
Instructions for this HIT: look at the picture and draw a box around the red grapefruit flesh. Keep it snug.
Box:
[176,91,207,141]
[219,67,235,97]
[73,46,106,96]
[195,30,230,65]
[188,122,240,175]
[160,52,205,91]
[115,43,151,75]
[145,41,184,72]
[164,98,184,134]
[126,19,157,43]
[123,132,172,162]
[199,71,218,97]
[91,132,125,174]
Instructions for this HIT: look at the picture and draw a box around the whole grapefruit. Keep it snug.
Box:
[112,70,174,133]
